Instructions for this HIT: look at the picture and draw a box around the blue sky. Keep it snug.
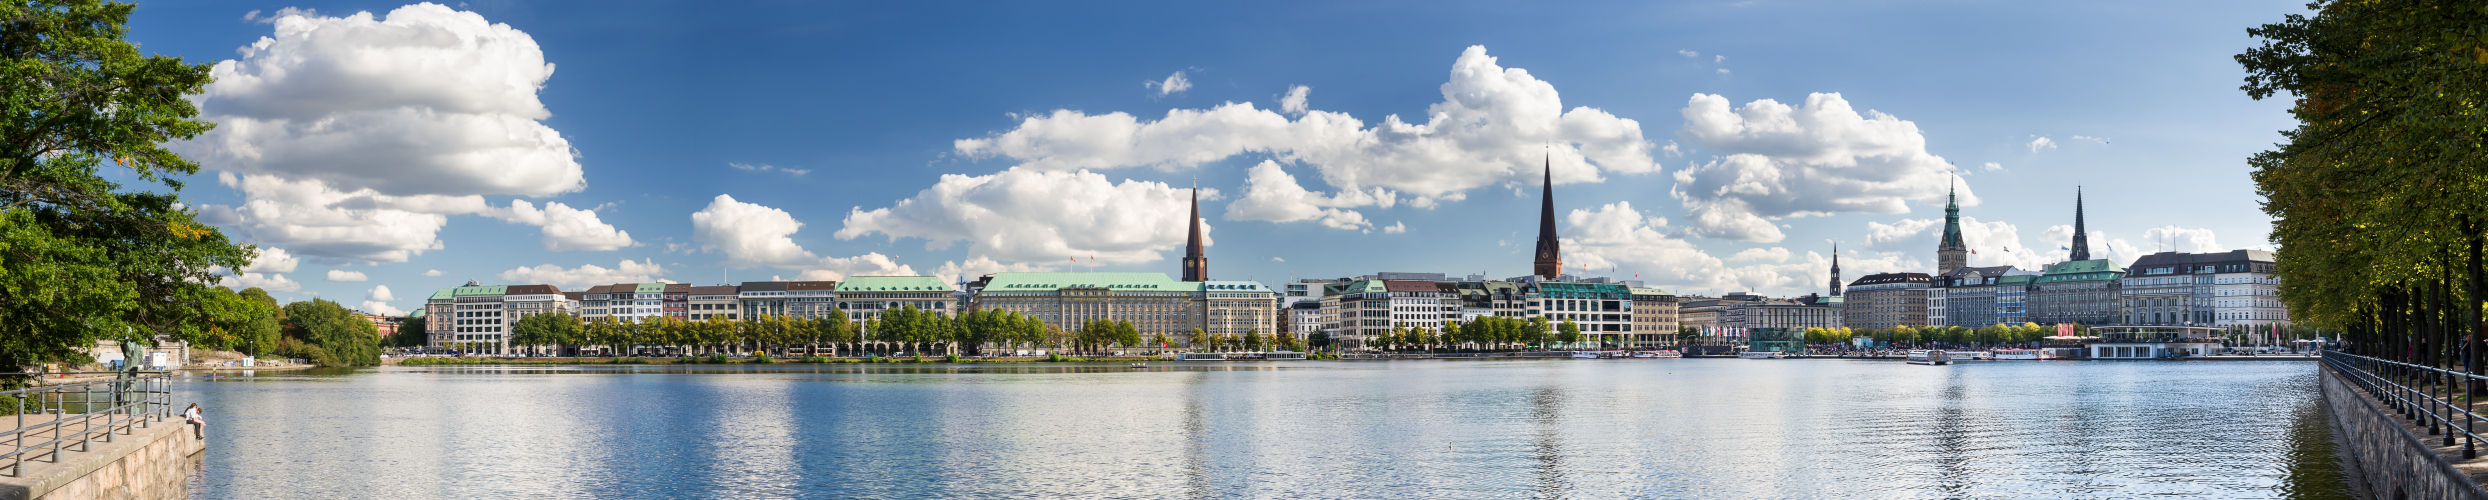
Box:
[128,0,2304,314]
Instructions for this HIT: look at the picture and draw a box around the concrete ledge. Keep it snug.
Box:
[0,415,201,500]
[2322,364,2488,500]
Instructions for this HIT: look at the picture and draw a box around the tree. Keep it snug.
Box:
[278,299,380,366]
[0,0,251,379]
[1556,320,1584,347]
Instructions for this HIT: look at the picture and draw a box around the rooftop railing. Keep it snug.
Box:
[0,371,175,477]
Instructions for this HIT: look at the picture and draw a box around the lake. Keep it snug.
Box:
[177,358,2352,499]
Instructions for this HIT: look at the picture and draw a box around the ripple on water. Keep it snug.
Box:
[182,360,2354,499]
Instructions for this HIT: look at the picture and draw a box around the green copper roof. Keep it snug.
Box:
[834,275,954,292]
[981,272,1192,291]
[2038,259,2126,284]
[2043,259,2124,274]
[1326,280,1386,295]
[428,289,455,301]
[1540,281,1630,293]
[1996,275,2037,285]
[634,283,668,293]
[451,285,506,296]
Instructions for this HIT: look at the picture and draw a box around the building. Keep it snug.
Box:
[1537,280,1632,347]
[2211,251,2286,328]
[1928,266,2014,327]
[421,281,564,354]
[1288,300,1323,343]
[580,283,668,321]
[686,285,740,321]
[2121,249,2284,327]
[1532,155,1562,279]
[1936,183,1968,275]
[1456,280,1531,320]
[1829,245,1844,296]
[1994,275,2034,325]
[837,276,956,321]
[1629,288,1680,347]
[1843,273,1931,330]
[2030,259,2126,326]
[969,272,1277,346]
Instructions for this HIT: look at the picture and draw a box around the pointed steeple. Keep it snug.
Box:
[1532,150,1562,280]
[1182,180,1208,281]
[1829,243,1843,296]
[1936,175,1967,274]
[2069,186,2091,261]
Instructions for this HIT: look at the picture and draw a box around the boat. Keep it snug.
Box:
[1989,349,2042,360]
[1632,350,1683,359]
[1571,351,1601,359]
[1128,363,1148,368]
[1736,351,1785,359]
[1946,350,1987,361]
[1174,353,1227,361]
[1907,350,1951,365]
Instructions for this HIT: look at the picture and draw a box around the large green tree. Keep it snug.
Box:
[279,298,379,366]
[0,0,254,377]
[2237,1,2488,328]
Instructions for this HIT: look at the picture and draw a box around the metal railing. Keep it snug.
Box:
[2323,351,2488,459]
[0,371,175,477]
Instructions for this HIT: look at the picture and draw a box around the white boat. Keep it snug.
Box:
[1571,351,1601,359]
[1989,349,2042,360]
[1736,351,1785,359]
[1632,350,1683,359]
[1907,350,1951,365]
[1947,350,1987,361]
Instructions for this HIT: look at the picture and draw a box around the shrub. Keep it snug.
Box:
[943,353,960,363]
[704,353,732,364]
[752,353,774,364]
[611,357,649,364]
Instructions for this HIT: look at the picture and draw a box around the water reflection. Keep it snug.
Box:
[183,360,2354,499]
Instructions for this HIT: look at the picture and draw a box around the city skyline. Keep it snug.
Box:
[134,0,2300,314]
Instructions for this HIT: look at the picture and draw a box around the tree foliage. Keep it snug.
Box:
[279,298,379,366]
[0,0,252,374]
[2237,1,2488,326]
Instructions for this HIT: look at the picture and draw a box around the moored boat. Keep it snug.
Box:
[1907,350,1951,365]
[1736,351,1785,359]
[1947,350,1987,361]
[1990,349,2042,360]
[1632,350,1683,359]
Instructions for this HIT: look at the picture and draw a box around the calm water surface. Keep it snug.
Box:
[178,359,2353,499]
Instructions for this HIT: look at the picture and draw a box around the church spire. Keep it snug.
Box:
[1829,243,1843,296]
[2069,186,2091,261]
[1936,175,1967,274]
[1182,180,1207,281]
[1532,150,1562,280]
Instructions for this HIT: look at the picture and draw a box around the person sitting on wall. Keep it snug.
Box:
[183,403,205,439]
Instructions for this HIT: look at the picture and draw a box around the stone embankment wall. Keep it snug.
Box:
[0,416,202,500]
[2322,365,2488,500]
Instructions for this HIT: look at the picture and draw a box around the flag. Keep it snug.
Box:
[1972,249,1978,254]
[1069,256,1076,263]
[2060,246,2069,250]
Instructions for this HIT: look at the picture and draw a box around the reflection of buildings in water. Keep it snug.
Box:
[1180,371,1214,500]
[1531,386,1568,497]
[1933,369,1973,497]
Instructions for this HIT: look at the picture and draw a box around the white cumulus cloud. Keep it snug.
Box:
[1728,247,1790,262]
[954,46,1657,211]
[176,4,608,262]
[835,169,1210,264]
[241,246,299,273]
[1864,217,2052,270]
[497,259,667,290]
[480,200,636,251]
[221,272,301,292]
[328,269,368,282]
[1671,92,1966,243]
[1147,70,1192,95]
[2027,136,2056,153]
[366,285,397,301]
[1224,160,1379,230]
[690,195,922,279]
[1279,85,1310,115]
[1383,221,1407,234]
[182,3,579,198]
[2140,226,2222,253]
[360,301,405,316]
[423,269,444,277]
[1560,201,1803,293]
